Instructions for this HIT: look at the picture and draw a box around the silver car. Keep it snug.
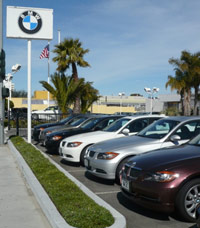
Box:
[84,116,200,182]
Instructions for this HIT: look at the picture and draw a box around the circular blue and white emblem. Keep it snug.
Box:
[18,11,42,34]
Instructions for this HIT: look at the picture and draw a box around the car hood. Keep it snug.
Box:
[127,144,200,171]
[44,124,75,133]
[35,122,60,129]
[89,135,160,152]
[48,126,86,137]
[62,130,117,143]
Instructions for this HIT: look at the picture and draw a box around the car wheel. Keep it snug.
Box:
[32,114,38,120]
[176,178,200,222]
[80,145,91,166]
[116,157,131,184]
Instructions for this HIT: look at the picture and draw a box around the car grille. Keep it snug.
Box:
[124,164,142,179]
[129,167,142,179]
[88,150,95,157]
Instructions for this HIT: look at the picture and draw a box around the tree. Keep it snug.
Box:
[12,90,27,97]
[40,73,82,114]
[52,38,90,113]
[5,99,14,111]
[40,73,99,114]
[166,51,199,116]
[79,80,100,113]
[181,51,200,115]
[166,73,185,115]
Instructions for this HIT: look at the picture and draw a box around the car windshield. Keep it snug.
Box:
[189,134,200,146]
[103,118,130,132]
[68,117,88,126]
[81,118,102,130]
[137,118,180,139]
[59,115,73,124]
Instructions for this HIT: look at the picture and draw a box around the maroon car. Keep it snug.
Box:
[120,133,200,222]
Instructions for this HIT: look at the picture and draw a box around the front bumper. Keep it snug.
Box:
[45,139,61,152]
[32,129,40,141]
[59,145,83,163]
[84,155,118,180]
[120,175,177,214]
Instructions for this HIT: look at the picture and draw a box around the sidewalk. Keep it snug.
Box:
[0,144,52,228]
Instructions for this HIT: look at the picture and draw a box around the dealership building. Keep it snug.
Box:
[10,90,181,114]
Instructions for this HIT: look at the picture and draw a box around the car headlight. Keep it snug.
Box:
[67,142,82,147]
[144,171,179,182]
[52,135,63,141]
[46,131,52,135]
[97,152,119,160]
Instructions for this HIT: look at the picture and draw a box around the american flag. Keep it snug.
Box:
[40,44,49,59]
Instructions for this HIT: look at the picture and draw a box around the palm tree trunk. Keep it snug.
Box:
[193,86,199,115]
[72,63,81,113]
[184,89,191,116]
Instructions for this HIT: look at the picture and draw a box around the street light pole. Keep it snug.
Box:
[144,87,159,114]
[118,92,125,115]
[5,64,21,130]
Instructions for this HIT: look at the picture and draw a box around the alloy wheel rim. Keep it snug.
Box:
[185,184,200,218]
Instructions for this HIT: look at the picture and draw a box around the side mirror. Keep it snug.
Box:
[170,134,181,143]
[121,128,130,136]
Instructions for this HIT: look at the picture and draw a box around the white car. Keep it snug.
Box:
[59,115,164,165]
[32,106,60,120]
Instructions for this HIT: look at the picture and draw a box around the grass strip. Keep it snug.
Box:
[11,136,114,228]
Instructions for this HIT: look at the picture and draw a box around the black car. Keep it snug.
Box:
[39,114,94,144]
[44,115,122,153]
[32,114,76,141]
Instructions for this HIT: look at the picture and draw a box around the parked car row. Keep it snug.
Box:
[33,114,200,223]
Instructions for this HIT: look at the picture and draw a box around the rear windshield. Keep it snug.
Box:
[60,115,73,124]
[68,117,88,126]
[81,118,102,130]
[137,119,180,139]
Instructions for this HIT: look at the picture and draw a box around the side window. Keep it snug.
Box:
[126,119,148,133]
[96,118,115,130]
[173,121,200,140]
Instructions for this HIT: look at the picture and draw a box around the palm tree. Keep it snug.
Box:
[40,73,82,114]
[52,38,90,113]
[79,80,100,113]
[165,74,185,115]
[181,51,200,115]
[167,51,199,116]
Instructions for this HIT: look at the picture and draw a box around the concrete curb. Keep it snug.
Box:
[8,140,126,228]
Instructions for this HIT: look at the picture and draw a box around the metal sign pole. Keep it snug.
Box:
[47,41,50,107]
[0,0,4,145]
[27,39,32,143]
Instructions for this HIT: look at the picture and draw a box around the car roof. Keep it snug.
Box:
[119,114,165,120]
[162,116,200,122]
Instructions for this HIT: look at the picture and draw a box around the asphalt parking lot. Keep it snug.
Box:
[34,141,197,228]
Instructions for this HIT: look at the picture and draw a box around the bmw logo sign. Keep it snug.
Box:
[18,11,42,34]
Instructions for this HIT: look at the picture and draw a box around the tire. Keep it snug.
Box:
[176,178,200,222]
[80,145,91,166]
[32,114,38,120]
[115,157,132,184]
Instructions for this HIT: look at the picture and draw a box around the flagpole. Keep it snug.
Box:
[58,29,60,44]
[47,41,50,107]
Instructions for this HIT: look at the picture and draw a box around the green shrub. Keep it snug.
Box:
[10,136,114,228]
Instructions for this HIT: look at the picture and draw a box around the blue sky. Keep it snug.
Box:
[3,0,200,97]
